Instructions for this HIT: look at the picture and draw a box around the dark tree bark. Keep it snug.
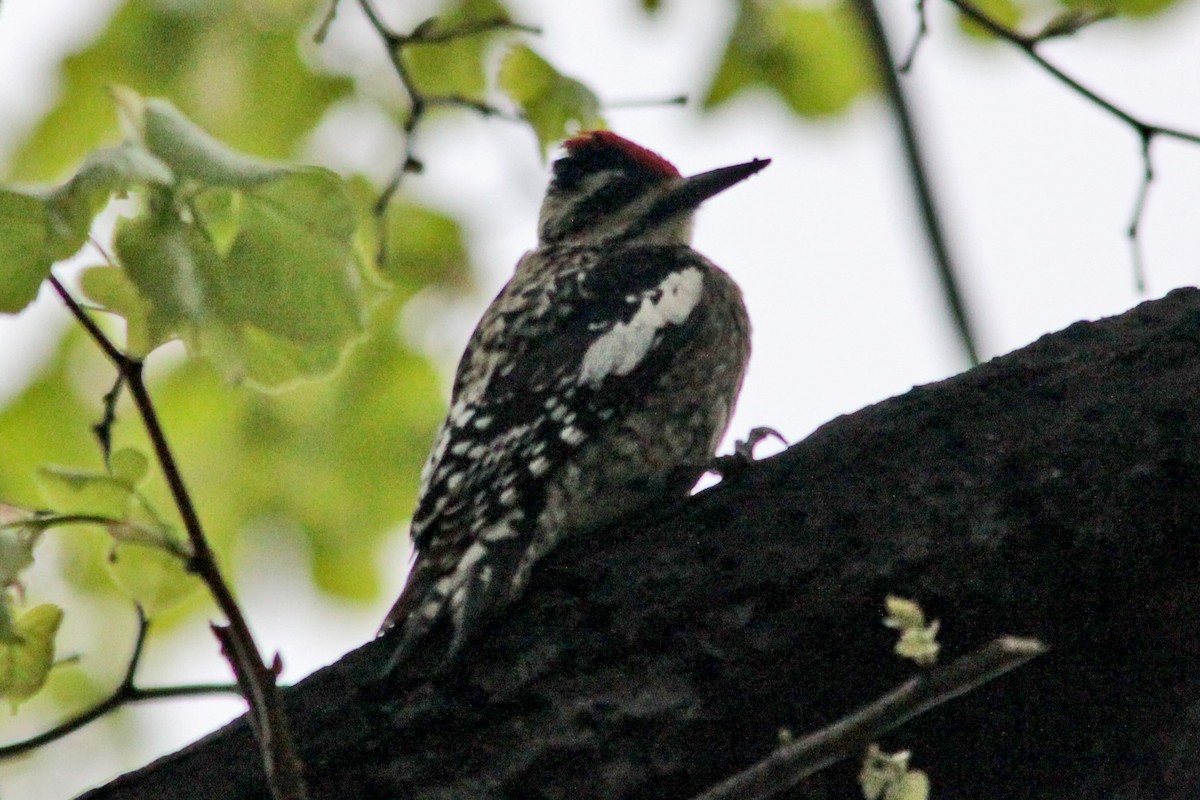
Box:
[80,288,1200,800]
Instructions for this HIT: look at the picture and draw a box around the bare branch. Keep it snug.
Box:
[92,373,124,467]
[898,0,929,73]
[939,0,1200,288]
[1128,133,1154,293]
[852,0,982,366]
[313,0,340,43]
[690,636,1047,800]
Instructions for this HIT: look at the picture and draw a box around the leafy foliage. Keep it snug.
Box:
[402,0,513,99]
[0,604,63,712]
[4,88,369,386]
[499,45,604,156]
[0,79,466,713]
[859,744,931,800]
[705,0,872,117]
[7,0,352,183]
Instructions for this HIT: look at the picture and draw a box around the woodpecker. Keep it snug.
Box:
[381,131,769,672]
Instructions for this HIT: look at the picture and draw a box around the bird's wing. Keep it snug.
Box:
[383,245,721,633]
[410,244,714,548]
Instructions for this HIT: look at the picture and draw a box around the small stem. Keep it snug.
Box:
[603,93,689,110]
[1127,133,1154,293]
[898,0,929,73]
[354,0,529,222]
[0,608,241,759]
[92,373,125,467]
[690,636,1047,800]
[48,275,307,800]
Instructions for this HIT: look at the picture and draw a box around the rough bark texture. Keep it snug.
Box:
[81,288,1200,800]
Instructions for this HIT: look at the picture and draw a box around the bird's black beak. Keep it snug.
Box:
[650,157,771,220]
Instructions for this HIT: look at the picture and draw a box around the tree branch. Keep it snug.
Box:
[935,0,1200,289]
[353,1,531,216]
[73,288,1200,800]
[0,608,240,758]
[690,636,1046,800]
[852,0,982,366]
[91,373,125,468]
[47,275,307,800]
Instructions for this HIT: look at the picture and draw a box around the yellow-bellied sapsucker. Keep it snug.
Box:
[381,131,769,671]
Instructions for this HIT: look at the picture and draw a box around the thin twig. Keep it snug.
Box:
[47,275,307,800]
[93,373,125,467]
[355,0,529,219]
[1,513,122,531]
[403,16,540,44]
[690,636,1047,800]
[941,0,1200,290]
[1127,133,1154,293]
[853,0,982,366]
[313,0,340,43]
[598,94,689,110]
[898,0,929,73]
[0,608,240,758]
[0,510,190,559]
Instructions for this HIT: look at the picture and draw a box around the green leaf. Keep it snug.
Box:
[705,0,871,117]
[92,130,366,384]
[0,333,101,510]
[0,601,15,645]
[211,169,363,345]
[1,139,176,315]
[110,448,150,486]
[860,744,929,800]
[8,0,353,183]
[499,45,604,156]
[34,466,134,519]
[114,88,287,187]
[192,188,241,257]
[0,604,64,711]
[401,0,512,99]
[45,140,175,261]
[114,192,219,337]
[0,505,40,589]
[199,325,348,388]
[105,542,199,618]
[0,190,51,313]
[883,595,940,666]
[0,334,119,600]
[380,200,472,293]
[79,265,169,357]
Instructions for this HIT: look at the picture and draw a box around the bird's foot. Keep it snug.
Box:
[709,426,787,480]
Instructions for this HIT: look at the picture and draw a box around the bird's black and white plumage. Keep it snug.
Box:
[381,131,768,670]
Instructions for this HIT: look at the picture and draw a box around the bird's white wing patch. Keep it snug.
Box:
[578,267,703,387]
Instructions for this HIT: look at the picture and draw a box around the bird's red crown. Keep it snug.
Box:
[562,130,681,179]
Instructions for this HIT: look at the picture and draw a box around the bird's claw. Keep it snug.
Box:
[709,426,787,479]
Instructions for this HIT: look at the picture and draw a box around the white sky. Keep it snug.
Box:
[2,0,1199,796]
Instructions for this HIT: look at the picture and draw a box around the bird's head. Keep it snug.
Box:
[537,130,770,247]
